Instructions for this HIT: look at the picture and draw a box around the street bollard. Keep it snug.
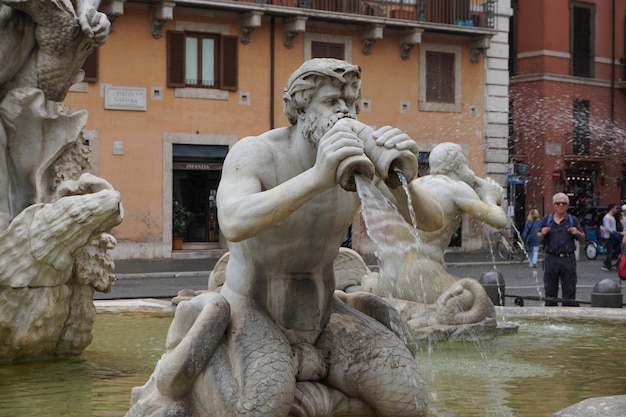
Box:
[590,279,623,308]
[479,271,505,306]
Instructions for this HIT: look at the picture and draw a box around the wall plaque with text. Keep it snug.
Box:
[105,86,147,111]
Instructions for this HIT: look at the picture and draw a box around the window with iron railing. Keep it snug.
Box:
[167,31,238,91]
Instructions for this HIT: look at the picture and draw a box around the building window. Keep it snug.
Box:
[304,33,352,62]
[81,49,98,83]
[571,2,594,78]
[167,31,238,91]
[311,41,344,60]
[509,0,518,76]
[573,99,590,155]
[426,51,455,103]
[419,43,461,113]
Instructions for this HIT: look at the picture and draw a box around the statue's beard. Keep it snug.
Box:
[300,112,355,146]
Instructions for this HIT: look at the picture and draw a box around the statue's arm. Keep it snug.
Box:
[473,176,504,206]
[217,126,361,242]
[455,192,508,229]
[217,139,306,242]
[74,0,109,44]
[364,127,443,232]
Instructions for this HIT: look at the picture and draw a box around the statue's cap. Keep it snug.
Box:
[284,58,361,96]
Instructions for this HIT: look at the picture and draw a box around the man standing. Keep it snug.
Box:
[601,203,619,271]
[538,193,585,306]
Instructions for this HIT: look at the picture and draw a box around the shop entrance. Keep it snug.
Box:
[565,169,598,215]
[172,144,227,244]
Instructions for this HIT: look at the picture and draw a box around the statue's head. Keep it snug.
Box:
[283,58,362,125]
[429,142,470,176]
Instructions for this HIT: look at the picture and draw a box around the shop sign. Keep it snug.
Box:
[173,162,222,171]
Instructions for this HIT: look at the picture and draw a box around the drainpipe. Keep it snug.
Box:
[270,16,275,130]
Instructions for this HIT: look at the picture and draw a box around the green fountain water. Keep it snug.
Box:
[1,311,624,416]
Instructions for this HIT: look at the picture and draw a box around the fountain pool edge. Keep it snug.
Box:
[93,298,626,322]
[94,298,176,314]
[495,305,626,320]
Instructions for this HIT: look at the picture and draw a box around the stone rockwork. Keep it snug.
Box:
[0,174,122,361]
[553,395,626,417]
[0,0,118,361]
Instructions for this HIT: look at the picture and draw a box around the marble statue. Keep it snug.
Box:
[0,0,120,361]
[410,142,507,300]
[0,0,110,228]
[360,141,508,339]
[127,59,445,417]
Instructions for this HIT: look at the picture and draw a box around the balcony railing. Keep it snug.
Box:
[236,0,495,29]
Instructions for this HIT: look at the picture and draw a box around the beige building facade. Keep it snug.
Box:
[64,0,512,260]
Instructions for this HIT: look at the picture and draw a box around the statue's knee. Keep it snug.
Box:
[292,342,328,381]
[166,299,203,349]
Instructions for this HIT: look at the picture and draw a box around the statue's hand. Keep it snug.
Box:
[78,8,110,45]
[371,126,418,155]
[315,122,365,189]
[476,177,504,206]
[57,173,115,197]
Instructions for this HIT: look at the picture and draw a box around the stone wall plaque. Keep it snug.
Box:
[546,142,562,156]
[105,86,147,111]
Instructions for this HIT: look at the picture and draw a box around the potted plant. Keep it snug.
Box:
[172,200,193,250]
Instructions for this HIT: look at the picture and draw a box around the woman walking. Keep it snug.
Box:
[522,208,542,267]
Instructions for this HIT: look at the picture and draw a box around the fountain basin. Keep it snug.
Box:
[1,301,625,417]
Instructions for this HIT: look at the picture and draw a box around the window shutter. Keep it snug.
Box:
[311,41,344,60]
[82,49,98,83]
[425,51,439,102]
[220,35,238,91]
[167,31,186,87]
[440,53,455,102]
[426,51,455,103]
[311,42,325,58]
[572,6,592,77]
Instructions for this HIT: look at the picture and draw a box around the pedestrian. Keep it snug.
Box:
[537,193,585,306]
[601,203,619,271]
[615,207,624,234]
[622,205,626,253]
[522,208,542,268]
